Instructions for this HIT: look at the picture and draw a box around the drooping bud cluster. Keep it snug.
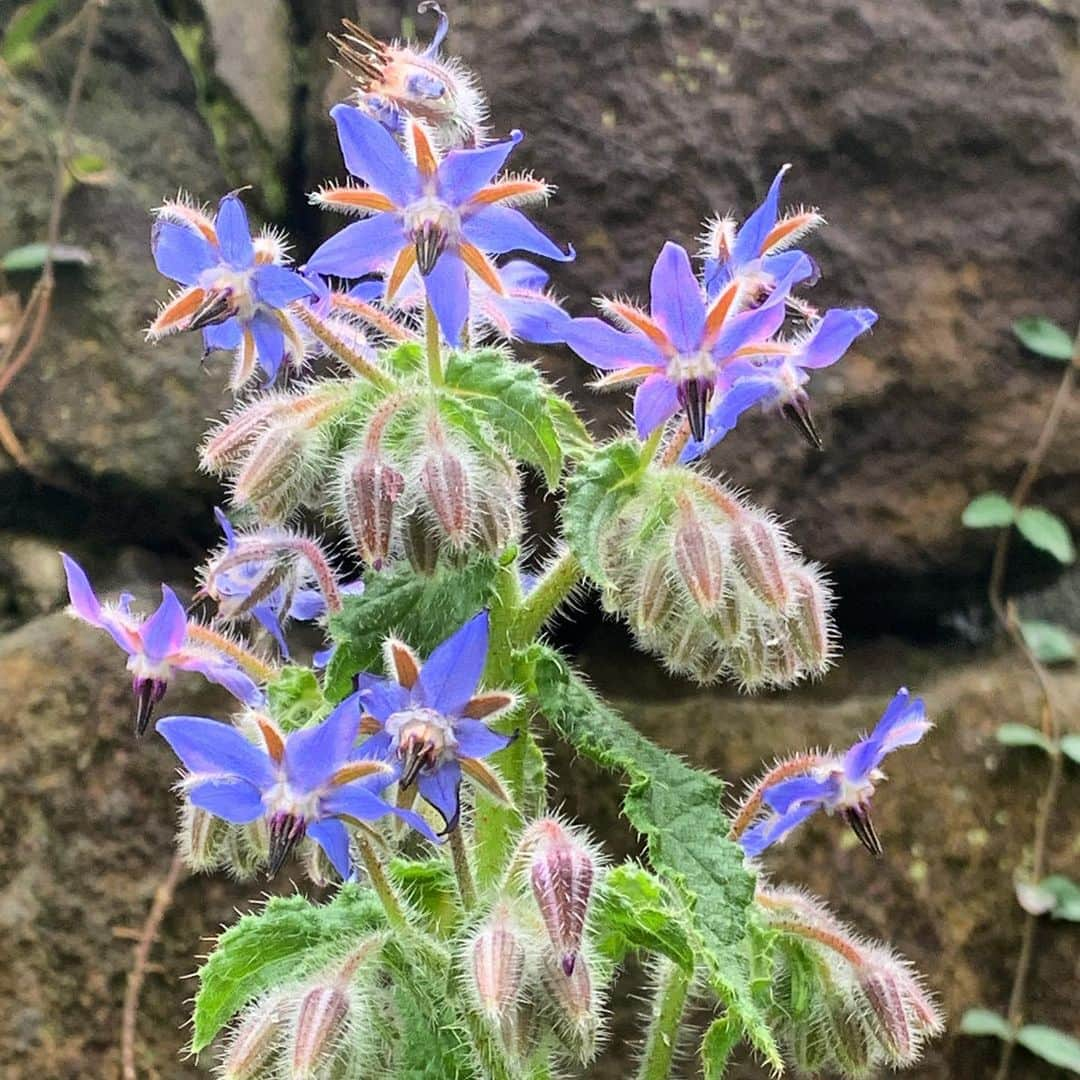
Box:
[595,465,836,689]
[756,885,944,1077]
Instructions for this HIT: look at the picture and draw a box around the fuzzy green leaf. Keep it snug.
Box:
[1017,1025,1080,1073]
[443,348,571,489]
[1,242,91,272]
[525,645,780,1069]
[562,439,646,583]
[960,1008,1012,1040]
[384,341,425,375]
[961,493,1015,529]
[701,1015,744,1079]
[996,723,1054,753]
[1019,620,1076,665]
[266,665,327,732]
[390,857,458,933]
[1061,734,1080,764]
[325,557,499,701]
[592,863,695,971]
[191,886,385,1052]
[1016,507,1075,564]
[1013,317,1074,362]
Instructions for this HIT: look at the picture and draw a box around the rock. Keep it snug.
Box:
[300,0,1079,619]
[0,0,232,543]
[554,634,1080,1079]
[0,532,68,628]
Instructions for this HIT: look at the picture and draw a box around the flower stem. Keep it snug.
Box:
[449,825,477,912]
[637,959,693,1080]
[185,624,278,681]
[512,550,582,647]
[293,305,395,390]
[356,833,410,934]
[425,303,444,387]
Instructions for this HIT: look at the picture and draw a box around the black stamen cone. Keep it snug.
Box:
[681,379,712,443]
[267,813,306,877]
[415,225,445,276]
[188,290,235,331]
[399,742,427,789]
[781,399,823,451]
[842,806,883,857]
[134,680,156,737]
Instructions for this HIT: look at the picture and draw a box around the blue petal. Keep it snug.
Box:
[187,778,265,823]
[306,215,406,279]
[348,279,385,302]
[307,819,352,879]
[322,781,396,822]
[501,260,550,291]
[739,800,820,856]
[462,205,572,262]
[357,674,410,722]
[762,774,837,815]
[440,131,523,204]
[423,251,470,346]
[330,103,419,204]
[392,803,442,843]
[203,318,243,352]
[679,379,776,462]
[731,166,787,269]
[845,688,930,781]
[252,602,290,659]
[796,307,878,370]
[249,312,285,381]
[417,611,488,716]
[151,221,218,285]
[140,585,188,661]
[354,730,394,761]
[173,651,263,705]
[417,760,462,831]
[61,553,104,627]
[215,194,255,269]
[214,507,236,547]
[288,587,326,622]
[253,264,314,308]
[491,296,572,345]
[284,696,361,794]
[649,242,706,354]
[709,297,787,360]
[563,317,664,371]
[633,373,681,438]
[156,716,275,788]
[453,718,513,760]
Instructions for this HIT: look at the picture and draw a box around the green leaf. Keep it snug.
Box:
[1013,317,1074,362]
[996,723,1054,753]
[960,1008,1012,1040]
[384,341,425,375]
[324,556,499,701]
[266,665,328,732]
[1019,620,1076,665]
[961,493,1015,528]
[1016,507,1075,564]
[526,645,780,1070]
[389,857,458,933]
[442,347,570,489]
[1,242,92,272]
[1061,734,1080,764]
[562,439,646,583]
[1017,1025,1080,1073]
[191,886,385,1052]
[1,0,57,69]
[1037,875,1080,922]
[592,863,695,971]
[701,1015,744,1079]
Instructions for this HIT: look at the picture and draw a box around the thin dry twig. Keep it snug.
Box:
[120,850,187,1080]
[0,0,107,462]
[989,325,1077,1080]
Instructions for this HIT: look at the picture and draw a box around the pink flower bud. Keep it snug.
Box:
[179,800,225,872]
[732,515,792,610]
[672,507,727,613]
[858,965,913,1063]
[527,819,595,977]
[201,398,283,474]
[341,451,404,569]
[788,566,835,670]
[290,984,351,1078]
[232,424,312,522]
[636,555,675,629]
[539,952,598,1061]
[419,427,473,546]
[220,993,289,1079]
[469,906,526,1028]
[402,508,442,575]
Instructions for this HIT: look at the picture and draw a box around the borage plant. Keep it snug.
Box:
[63,7,944,1078]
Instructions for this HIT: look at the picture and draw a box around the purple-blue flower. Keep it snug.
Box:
[558,240,814,444]
[157,702,440,878]
[149,193,313,385]
[61,553,262,734]
[352,611,516,832]
[740,688,932,857]
[307,106,572,346]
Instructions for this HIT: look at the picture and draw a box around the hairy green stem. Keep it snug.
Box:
[638,959,693,1080]
[426,304,444,387]
[449,825,477,912]
[356,833,410,934]
[459,997,519,1080]
[512,550,582,647]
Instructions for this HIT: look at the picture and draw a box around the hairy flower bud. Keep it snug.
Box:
[473,458,522,554]
[858,965,912,1063]
[201,398,286,474]
[527,819,595,976]
[179,799,226,872]
[220,993,290,1080]
[290,984,351,1078]
[402,507,442,575]
[232,423,315,522]
[635,554,675,630]
[788,565,836,672]
[469,905,526,1040]
[671,504,727,613]
[420,442,472,546]
[539,952,598,1063]
[732,515,792,610]
[341,451,405,569]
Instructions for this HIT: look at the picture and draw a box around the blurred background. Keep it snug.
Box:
[0,0,1078,1076]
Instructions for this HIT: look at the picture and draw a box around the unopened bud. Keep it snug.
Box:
[474,461,522,553]
[470,906,526,1032]
[402,508,442,574]
[706,590,744,644]
[201,399,282,474]
[233,424,312,522]
[636,555,675,629]
[420,444,472,546]
[342,452,404,569]
[672,507,727,613]
[220,993,290,1079]
[180,800,226,872]
[822,995,873,1074]
[291,984,351,1078]
[858,965,912,1063]
[732,516,791,610]
[788,567,834,671]
[668,615,712,673]
[540,952,597,1061]
[222,819,269,880]
[731,634,769,691]
[527,819,595,976]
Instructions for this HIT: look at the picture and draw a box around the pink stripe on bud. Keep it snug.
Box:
[343,451,404,569]
[470,906,526,1029]
[858,965,912,1063]
[527,819,595,976]
[672,505,727,613]
[420,445,472,545]
[789,566,835,670]
[221,993,289,1079]
[732,516,791,610]
[290,984,350,1078]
